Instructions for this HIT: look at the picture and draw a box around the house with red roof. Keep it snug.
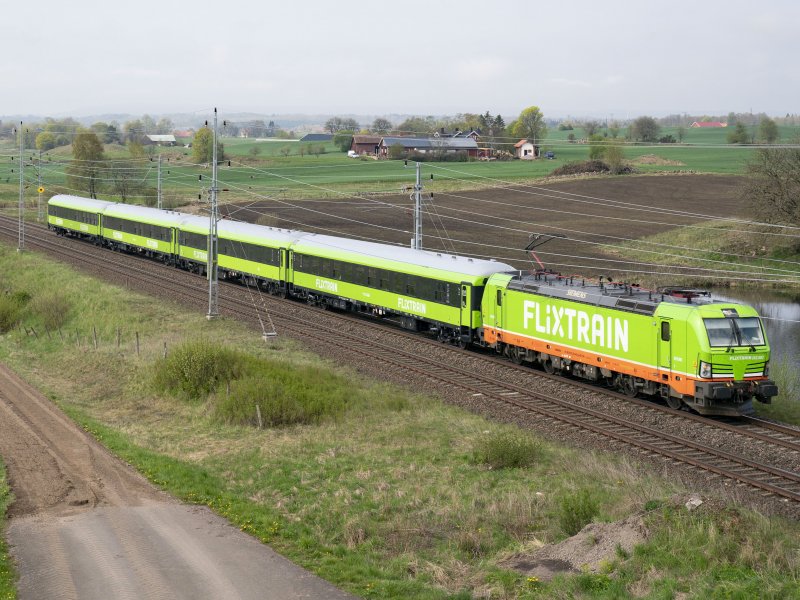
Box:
[514,139,539,159]
[689,121,727,128]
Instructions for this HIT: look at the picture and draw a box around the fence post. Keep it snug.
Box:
[117,327,121,348]
[93,326,98,350]
[256,404,263,429]
[135,332,140,357]
[163,341,167,359]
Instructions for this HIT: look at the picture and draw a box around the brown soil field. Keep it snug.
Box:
[222,173,745,282]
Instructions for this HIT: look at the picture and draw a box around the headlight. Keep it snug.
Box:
[699,361,712,378]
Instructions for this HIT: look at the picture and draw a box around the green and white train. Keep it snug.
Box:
[48,194,779,416]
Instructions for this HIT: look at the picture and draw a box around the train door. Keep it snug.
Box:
[460,283,471,329]
[657,318,672,375]
[493,286,503,330]
[283,249,293,296]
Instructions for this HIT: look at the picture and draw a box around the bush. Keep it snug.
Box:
[470,429,541,469]
[551,160,610,177]
[213,362,355,426]
[0,290,30,333]
[153,339,249,401]
[559,489,599,535]
[30,291,70,330]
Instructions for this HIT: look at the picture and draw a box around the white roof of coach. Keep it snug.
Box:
[102,203,189,227]
[48,194,115,211]
[218,219,305,245]
[291,234,514,277]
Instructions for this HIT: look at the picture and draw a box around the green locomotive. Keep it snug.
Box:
[481,271,778,416]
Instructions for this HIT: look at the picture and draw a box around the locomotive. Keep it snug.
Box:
[47,194,778,416]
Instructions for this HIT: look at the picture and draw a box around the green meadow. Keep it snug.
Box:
[2,122,798,208]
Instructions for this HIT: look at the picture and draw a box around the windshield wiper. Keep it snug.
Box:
[725,319,738,353]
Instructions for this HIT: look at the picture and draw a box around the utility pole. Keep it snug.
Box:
[413,161,422,250]
[37,149,43,222]
[207,108,220,320]
[157,153,163,210]
[17,122,24,252]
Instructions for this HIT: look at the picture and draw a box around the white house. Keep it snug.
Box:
[514,139,538,159]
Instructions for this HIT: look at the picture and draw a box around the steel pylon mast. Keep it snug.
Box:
[17,122,24,252]
[157,154,163,210]
[207,108,220,319]
[413,161,422,250]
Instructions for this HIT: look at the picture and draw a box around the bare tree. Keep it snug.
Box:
[743,146,800,226]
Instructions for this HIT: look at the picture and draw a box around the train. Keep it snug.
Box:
[47,194,778,416]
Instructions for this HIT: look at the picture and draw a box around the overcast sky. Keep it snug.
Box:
[4,0,798,120]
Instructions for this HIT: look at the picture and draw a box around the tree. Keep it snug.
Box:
[676,125,687,142]
[371,118,393,134]
[191,127,224,163]
[110,160,146,203]
[511,106,547,144]
[324,117,359,134]
[248,145,261,157]
[743,146,800,226]
[588,134,607,160]
[491,115,506,136]
[629,116,660,142]
[583,120,601,136]
[396,116,436,136]
[35,131,57,151]
[67,131,105,198]
[727,122,749,144]
[156,118,174,135]
[605,142,626,174]
[759,117,779,144]
[123,119,145,144]
[608,121,621,138]
[388,143,406,160]
[333,130,354,152]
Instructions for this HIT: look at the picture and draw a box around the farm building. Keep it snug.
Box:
[689,121,727,128]
[299,133,334,142]
[432,128,481,141]
[350,135,382,155]
[379,136,478,158]
[145,135,176,146]
[514,139,539,159]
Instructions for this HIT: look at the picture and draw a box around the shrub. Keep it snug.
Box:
[213,362,354,426]
[551,160,610,177]
[559,489,599,535]
[153,339,248,401]
[0,290,30,333]
[30,291,71,330]
[470,429,541,469]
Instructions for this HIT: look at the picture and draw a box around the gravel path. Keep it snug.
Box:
[0,363,355,600]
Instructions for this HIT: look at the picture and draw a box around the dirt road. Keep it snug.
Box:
[0,363,355,600]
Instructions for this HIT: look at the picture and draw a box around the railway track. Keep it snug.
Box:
[1,215,799,505]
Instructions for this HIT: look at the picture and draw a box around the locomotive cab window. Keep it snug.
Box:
[704,317,764,348]
[660,321,670,341]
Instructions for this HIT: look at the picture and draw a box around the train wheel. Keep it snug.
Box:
[509,346,524,365]
[543,358,555,374]
[621,376,638,398]
[666,396,683,410]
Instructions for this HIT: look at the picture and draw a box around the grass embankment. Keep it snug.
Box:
[0,460,15,600]
[1,243,800,598]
